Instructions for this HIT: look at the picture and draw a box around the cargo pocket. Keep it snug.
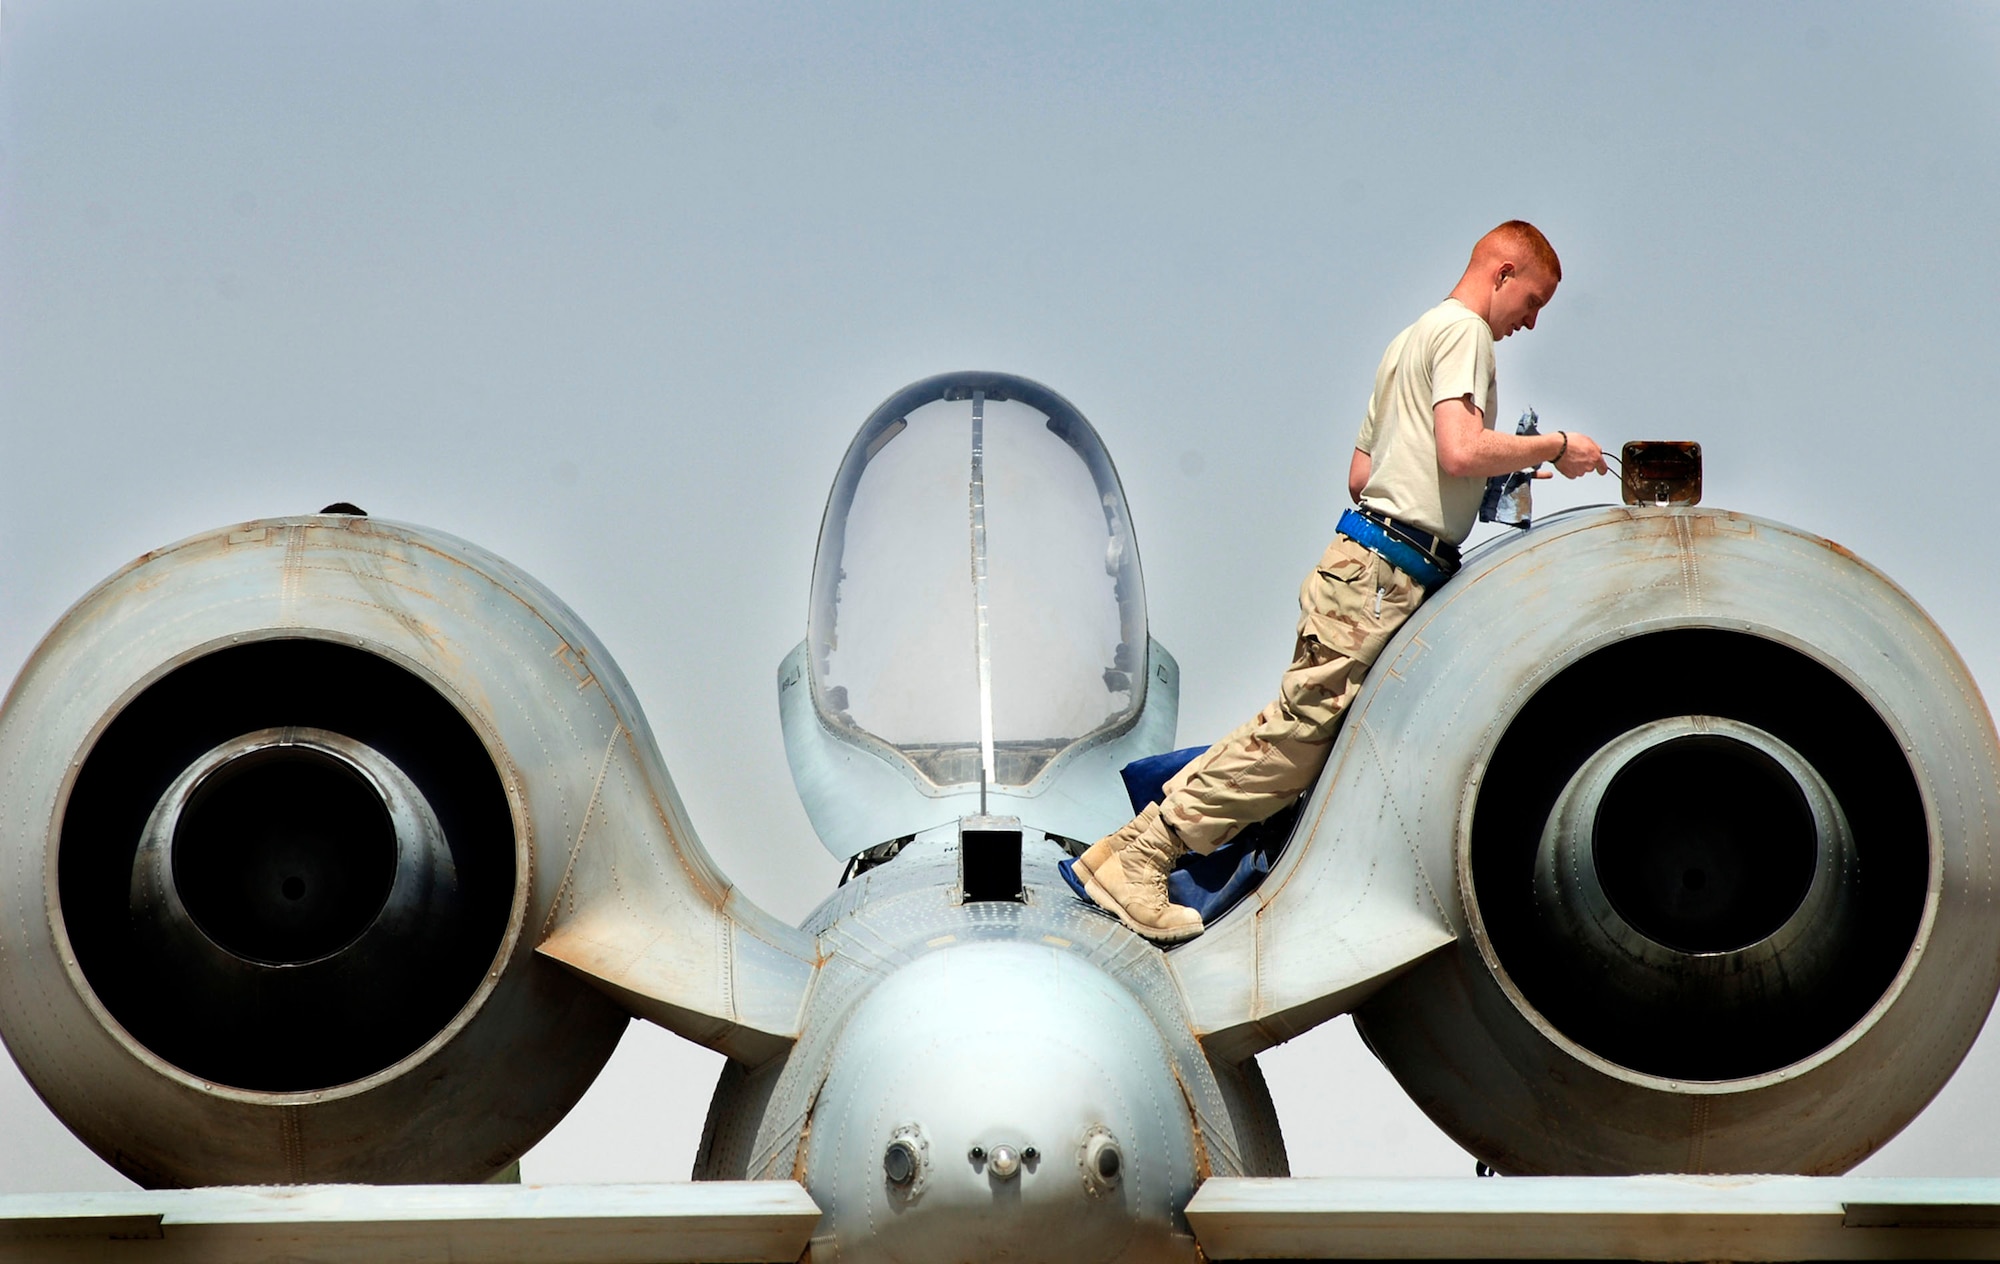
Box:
[1301,541,1395,662]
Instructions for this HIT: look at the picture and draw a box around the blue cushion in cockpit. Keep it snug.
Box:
[1114,746,1297,924]
[1117,745,1209,817]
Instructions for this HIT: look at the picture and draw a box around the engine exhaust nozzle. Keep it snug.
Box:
[131,727,458,970]
[1532,716,1859,1040]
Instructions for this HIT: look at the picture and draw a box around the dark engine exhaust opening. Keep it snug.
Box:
[59,639,515,1092]
[1593,735,1819,955]
[173,747,400,966]
[1471,630,1927,1081]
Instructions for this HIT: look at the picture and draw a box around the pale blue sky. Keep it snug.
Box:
[4,1,1999,1189]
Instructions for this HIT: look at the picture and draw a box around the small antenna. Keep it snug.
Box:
[968,391,995,815]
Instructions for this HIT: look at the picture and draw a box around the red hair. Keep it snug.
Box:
[1475,220,1561,282]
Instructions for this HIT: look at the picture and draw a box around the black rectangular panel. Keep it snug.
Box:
[961,829,1023,903]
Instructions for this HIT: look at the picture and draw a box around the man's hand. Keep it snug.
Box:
[1553,431,1609,478]
[1435,396,1610,480]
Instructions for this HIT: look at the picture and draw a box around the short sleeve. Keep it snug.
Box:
[1428,317,1495,419]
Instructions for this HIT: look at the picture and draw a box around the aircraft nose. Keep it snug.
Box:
[804,941,1201,1264]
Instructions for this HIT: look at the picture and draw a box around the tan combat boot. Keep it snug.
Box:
[1073,808,1204,943]
[1070,805,1152,896]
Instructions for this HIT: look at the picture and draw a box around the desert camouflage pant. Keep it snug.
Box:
[1124,534,1427,858]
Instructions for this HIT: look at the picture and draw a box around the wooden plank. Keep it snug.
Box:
[0,1181,820,1264]
[1185,1176,2000,1261]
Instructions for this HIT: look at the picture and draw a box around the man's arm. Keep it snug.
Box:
[1433,396,1608,479]
[1348,448,1371,503]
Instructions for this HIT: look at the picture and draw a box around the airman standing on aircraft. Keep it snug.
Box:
[1074,220,1611,941]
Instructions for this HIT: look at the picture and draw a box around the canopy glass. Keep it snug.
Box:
[808,374,1147,789]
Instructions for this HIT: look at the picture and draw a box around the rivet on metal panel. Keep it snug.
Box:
[1386,635,1430,680]
[227,527,268,545]
[550,641,594,688]
[279,1105,306,1184]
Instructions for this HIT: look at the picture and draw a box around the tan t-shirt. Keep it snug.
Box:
[1354,298,1497,545]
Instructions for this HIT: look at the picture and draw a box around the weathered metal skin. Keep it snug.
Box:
[691,827,1288,1264]
[0,515,810,1186]
[1291,506,2000,1174]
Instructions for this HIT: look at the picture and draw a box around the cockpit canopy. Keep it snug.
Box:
[808,372,1148,791]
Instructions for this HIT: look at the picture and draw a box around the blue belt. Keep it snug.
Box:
[1336,508,1457,591]
[1358,506,1460,563]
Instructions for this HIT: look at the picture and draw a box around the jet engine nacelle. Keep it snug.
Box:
[0,514,809,1187]
[1180,506,2000,1175]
